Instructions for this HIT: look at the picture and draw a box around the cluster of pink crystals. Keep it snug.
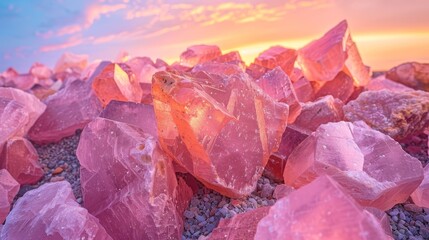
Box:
[1,18,429,239]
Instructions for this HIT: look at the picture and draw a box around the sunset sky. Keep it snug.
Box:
[1,0,428,72]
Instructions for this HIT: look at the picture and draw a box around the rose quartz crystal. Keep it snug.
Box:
[203,207,270,240]
[254,46,297,76]
[366,75,413,92]
[273,184,294,199]
[1,181,112,240]
[297,20,370,86]
[180,45,222,67]
[386,62,429,91]
[411,164,429,208]
[0,169,19,224]
[211,51,245,69]
[255,176,392,240]
[314,71,354,102]
[4,74,37,91]
[246,63,270,80]
[152,70,288,197]
[54,52,88,74]
[344,90,429,140]
[292,76,315,103]
[255,67,301,123]
[77,117,188,239]
[28,63,107,144]
[29,62,52,80]
[283,121,424,210]
[91,63,142,107]
[0,137,43,185]
[99,100,158,138]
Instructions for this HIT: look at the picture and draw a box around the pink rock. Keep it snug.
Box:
[204,207,270,240]
[192,62,244,76]
[255,67,301,123]
[29,62,52,80]
[411,164,429,208]
[386,62,429,91]
[0,68,18,80]
[54,52,88,74]
[180,45,222,67]
[152,70,289,197]
[28,63,106,144]
[366,207,394,237]
[344,90,429,140]
[292,76,315,102]
[211,51,245,69]
[0,169,19,224]
[4,74,37,91]
[1,181,112,240]
[255,176,391,240]
[0,137,43,185]
[0,87,46,145]
[126,57,165,84]
[99,100,158,138]
[297,20,370,86]
[254,46,297,76]
[77,117,187,239]
[314,71,354,102]
[366,75,414,92]
[246,63,270,80]
[273,184,294,199]
[283,121,424,210]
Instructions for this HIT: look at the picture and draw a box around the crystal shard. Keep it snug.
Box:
[344,90,429,140]
[254,46,297,76]
[0,137,43,185]
[92,63,142,107]
[297,20,370,86]
[411,164,429,208]
[77,117,186,239]
[255,176,391,240]
[283,121,423,210]
[0,169,19,224]
[54,52,88,74]
[366,75,414,92]
[152,70,289,197]
[180,45,222,67]
[292,76,315,103]
[1,181,112,240]
[29,62,52,80]
[386,62,429,91]
[314,71,354,102]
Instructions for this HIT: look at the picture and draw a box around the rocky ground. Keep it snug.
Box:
[11,131,429,240]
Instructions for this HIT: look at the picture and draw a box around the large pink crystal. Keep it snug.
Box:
[203,207,270,240]
[152,70,288,197]
[77,117,188,239]
[292,76,315,103]
[344,90,429,140]
[54,52,88,74]
[283,121,424,210]
[0,169,19,224]
[297,20,370,86]
[211,51,245,69]
[386,62,429,91]
[411,164,429,208]
[255,176,391,240]
[180,45,222,67]
[0,137,43,185]
[28,63,106,144]
[29,62,52,80]
[254,46,297,76]
[314,71,354,102]
[1,181,112,239]
[366,75,413,92]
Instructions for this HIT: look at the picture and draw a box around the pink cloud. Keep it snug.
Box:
[40,36,83,52]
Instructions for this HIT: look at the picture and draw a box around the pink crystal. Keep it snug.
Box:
[366,75,414,92]
[0,169,19,224]
[254,46,297,76]
[254,67,301,123]
[246,63,270,80]
[283,121,424,210]
[29,62,52,80]
[203,207,270,240]
[386,62,429,91]
[99,100,158,138]
[314,71,354,102]
[297,20,370,86]
[28,63,107,144]
[344,90,429,140]
[366,207,394,237]
[0,137,43,185]
[273,184,294,199]
[180,45,222,67]
[255,176,391,239]
[54,52,88,74]
[192,62,244,76]
[292,76,315,102]
[4,74,37,91]
[411,164,429,208]
[1,181,112,239]
[152,70,288,197]
[77,117,188,239]
[211,51,245,69]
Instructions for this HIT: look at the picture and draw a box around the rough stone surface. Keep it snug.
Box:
[366,75,414,92]
[283,121,424,210]
[255,176,391,240]
[152,70,288,198]
[1,181,112,240]
[254,46,297,76]
[0,169,19,224]
[386,62,429,91]
[411,164,429,208]
[344,90,429,140]
[77,117,188,239]
[180,45,222,67]
[0,137,43,185]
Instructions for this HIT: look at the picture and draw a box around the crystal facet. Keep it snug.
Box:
[0,169,19,224]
